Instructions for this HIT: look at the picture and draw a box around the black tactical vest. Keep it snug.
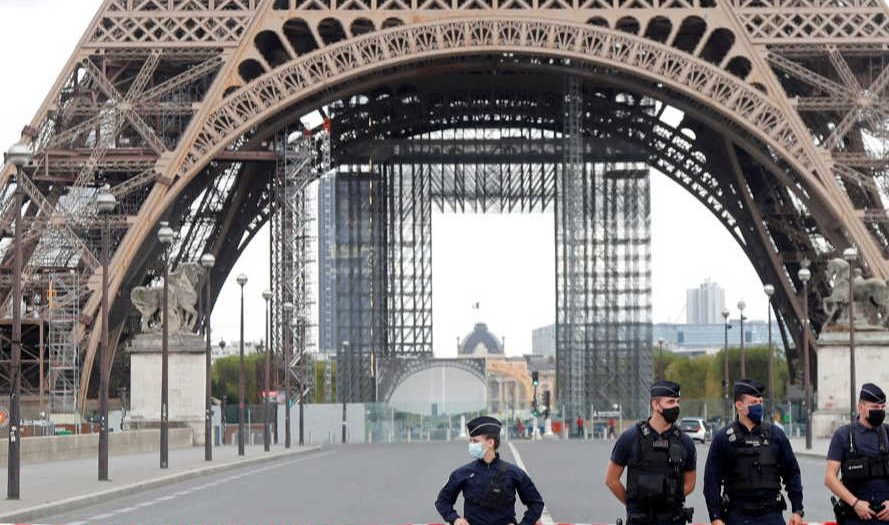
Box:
[626,421,687,511]
[725,421,781,494]
[841,424,889,492]
[468,460,514,509]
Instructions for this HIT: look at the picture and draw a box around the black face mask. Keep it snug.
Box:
[660,406,681,424]
[867,409,886,427]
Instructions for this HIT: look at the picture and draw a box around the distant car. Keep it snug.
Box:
[680,417,708,443]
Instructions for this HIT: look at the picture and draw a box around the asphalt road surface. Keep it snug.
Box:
[42,440,835,525]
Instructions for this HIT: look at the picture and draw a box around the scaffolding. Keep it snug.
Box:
[555,78,652,420]
[272,127,327,407]
[46,271,81,414]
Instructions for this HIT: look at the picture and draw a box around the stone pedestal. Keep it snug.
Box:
[125,333,207,445]
[813,330,889,438]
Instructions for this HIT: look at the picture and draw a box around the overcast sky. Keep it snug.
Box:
[0,0,769,356]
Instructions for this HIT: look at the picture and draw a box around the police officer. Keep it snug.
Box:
[703,379,804,525]
[605,380,697,525]
[435,416,544,525]
[825,383,889,524]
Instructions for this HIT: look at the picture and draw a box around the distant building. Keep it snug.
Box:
[211,341,262,363]
[686,280,725,325]
[531,324,556,357]
[459,322,504,356]
[654,320,784,353]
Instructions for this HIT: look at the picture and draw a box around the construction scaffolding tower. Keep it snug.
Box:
[47,272,81,414]
[556,78,653,420]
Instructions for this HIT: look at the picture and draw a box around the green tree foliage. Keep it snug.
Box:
[212,354,266,402]
[312,360,335,403]
[654,346,789,400]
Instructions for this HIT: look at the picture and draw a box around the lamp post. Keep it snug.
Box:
[6,142,31,500]
[657,338,665,381]
[200,253,215,461]
[262,289,272,452]
[282,302,293,448]
[738,300,747,377]
[291,314,306,447]
[764,284,775,414]
[844,247,858,422]
[798,264,813,450]
[341,340,350,444]
[236,273,248,456]
[157,221,175,469]
[722,308,731,420]
[96,184,117,480]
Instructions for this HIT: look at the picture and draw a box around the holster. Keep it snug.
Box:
[833,496,854,525]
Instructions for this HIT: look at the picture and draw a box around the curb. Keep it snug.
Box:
[795,449,828,460]
[0,446,322,523]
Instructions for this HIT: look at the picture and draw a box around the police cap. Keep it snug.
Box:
[467,416,502,437]
[650,380,681,399]
[734,378,766,399]
[860,383,886,404]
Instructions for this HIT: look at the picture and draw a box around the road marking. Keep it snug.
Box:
[508,441,556,525]
[85,512,115,520]
[75,450,332,520]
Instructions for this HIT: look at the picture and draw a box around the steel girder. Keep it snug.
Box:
[8,0,889,408]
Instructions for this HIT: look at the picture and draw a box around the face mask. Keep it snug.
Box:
[867,409,886,427]
[747,403,764,424]
[468,442,486,460]
[660,406,680,424]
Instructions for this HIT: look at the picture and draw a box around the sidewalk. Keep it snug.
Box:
[789,436,830,458]
[0,442,320,522]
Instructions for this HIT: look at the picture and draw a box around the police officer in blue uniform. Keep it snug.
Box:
[435,416,544,525]
[825,383,889,524]
[703,379,804,525]
[605,380,697,525]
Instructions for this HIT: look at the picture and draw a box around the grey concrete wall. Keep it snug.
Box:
[0,428,193,464]
[277,403,366,445]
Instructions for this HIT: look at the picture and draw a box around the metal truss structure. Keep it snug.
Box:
[376,356,486,404]
[5,0,889,413]
[272,128,325,406]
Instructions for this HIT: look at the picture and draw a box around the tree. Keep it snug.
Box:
[212,354,265,403]
[655,346,789,400]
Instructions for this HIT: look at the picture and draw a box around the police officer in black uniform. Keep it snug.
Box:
[825,383,889,524]
[703,379,804,525]
[435,416,545,525]
[605,380,697,525]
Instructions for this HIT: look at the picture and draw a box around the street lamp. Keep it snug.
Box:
[737,299,747,377]
[96,184,116,481]
[657,338,665,381]
[199,253,215,461]
[798,265,813,450]
[262,289,273,453]
[5,141,31,500]
[282,302,293,448]
[157,221,175,469]
[722,308,731,420]
[341,340,350,444]
[291,314,307,447]
[236,273,248,456]
[764,284,775,414]
[843,247,859,422]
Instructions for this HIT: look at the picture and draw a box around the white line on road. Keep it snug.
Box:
[508,442,556,525]
[79,450,332,520]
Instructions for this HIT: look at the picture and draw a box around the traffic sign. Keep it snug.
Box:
[0,408,8,429]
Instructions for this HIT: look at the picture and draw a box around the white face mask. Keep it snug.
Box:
[468,441,486,459]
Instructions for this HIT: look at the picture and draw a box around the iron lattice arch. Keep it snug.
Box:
[1,0,888,413]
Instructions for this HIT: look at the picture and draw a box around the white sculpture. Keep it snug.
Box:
[130,262,204,333]
[823,258,889,328]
